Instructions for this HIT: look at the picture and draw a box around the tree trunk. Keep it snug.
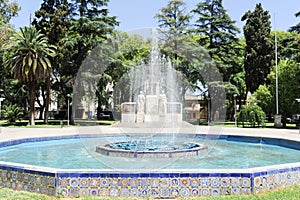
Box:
[39,106,44,120]
[44,77,50,124]
[29,82,36,126]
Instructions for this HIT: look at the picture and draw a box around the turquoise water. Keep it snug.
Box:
[0,136,300,169]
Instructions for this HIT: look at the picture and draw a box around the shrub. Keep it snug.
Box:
[237,105,266,127]
[1,104,24,123]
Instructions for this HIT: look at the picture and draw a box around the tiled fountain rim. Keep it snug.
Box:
[1,133,300,197]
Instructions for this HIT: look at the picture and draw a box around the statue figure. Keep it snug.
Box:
[137,91,145,113]
[159,92,167,114]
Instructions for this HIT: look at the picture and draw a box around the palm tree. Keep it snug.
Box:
[4,27,56,125]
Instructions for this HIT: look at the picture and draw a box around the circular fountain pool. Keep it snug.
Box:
[1,134,300,169]
[1,133,300,198]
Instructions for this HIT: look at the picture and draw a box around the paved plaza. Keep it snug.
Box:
[0,125,300,142]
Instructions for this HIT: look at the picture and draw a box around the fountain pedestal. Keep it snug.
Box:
[136,113,145,123]
[166,102,182,123]
[145,95,159,122]
[121,103,136,123]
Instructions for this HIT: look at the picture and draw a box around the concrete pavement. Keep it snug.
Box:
[0,125,300,142]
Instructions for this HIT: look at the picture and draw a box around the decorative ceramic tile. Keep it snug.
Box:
[180,178,189,187]
[90,189,98,196]
[230,187,241,195]
[200,178,211,187]
[220,177,230,188]
[90,178,100,188]
[140,189,149,197]
[160,188,170,197]
[100,178,109,187]
[59,188,69,196]
[120,188,129,197]
[191,188,199,197]
[241,177,251,187]
[109,188,119,197]
[79,178,89,188]
[211,177,220,187]
[171,178,179,187]
[211,188,220,196]
[70,178,79,187]
[241,188,251,195]
[231,177,240,187]
[200,188,210,197]
[160,178,169,188]
[80,188,89,196]
[140,178,148,189]
[120,178,128,187]
[69,188,80,198]
[130,188,139,197]
[110,178,118,188]
[190,178,199,187]
[99,188,109,197]
[180,188,190,197]
[129,178,139,188]
[170,188,179,196]
[254,177,261,187]
[150,178,159,187]
[150,188,159,197]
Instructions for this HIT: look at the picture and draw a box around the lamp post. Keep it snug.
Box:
[233,94,237,127]
[207,97,210,126]
[0,89,3,120]
[296,99,300,134]
[67,94,70,126]
[0,98,4,119]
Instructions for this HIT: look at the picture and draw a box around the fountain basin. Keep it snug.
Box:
[96,141,207,158]
[0,133,300,198]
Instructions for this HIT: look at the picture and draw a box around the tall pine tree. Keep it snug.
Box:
[155,0,196,96]
[242,3,274,94]
[289,11,300,32]
[192,0,241,82]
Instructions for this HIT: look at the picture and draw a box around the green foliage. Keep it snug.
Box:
[0,0,20,24]
[242,3,274,93]
[268,60,300,125]
[192,0,242,82]
[155,0,191,35]
[253,85,272,114]
[33,0,119,120]
[2,103,24,123]
[3,27,56,125]
[155,0,193,83]
[237,105,266,127]
[289,11,300,32]
[0,1,20,93]
[4,27,56,83]
[271,31,299,61]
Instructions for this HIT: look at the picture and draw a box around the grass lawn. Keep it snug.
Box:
[0,119,116,128]
[1,185,300,199]
[222,121,298,129]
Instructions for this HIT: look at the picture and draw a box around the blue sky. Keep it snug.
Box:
[11,0,299,32]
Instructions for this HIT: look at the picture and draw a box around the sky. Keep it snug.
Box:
[10,0,299,33]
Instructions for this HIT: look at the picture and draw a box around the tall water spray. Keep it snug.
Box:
[121,29,182,124]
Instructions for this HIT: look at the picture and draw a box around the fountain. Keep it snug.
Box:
[1,28,300,199]
[120,29,182,124]
[100,28,200,159]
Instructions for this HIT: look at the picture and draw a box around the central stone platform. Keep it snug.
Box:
[96,141,207,158]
